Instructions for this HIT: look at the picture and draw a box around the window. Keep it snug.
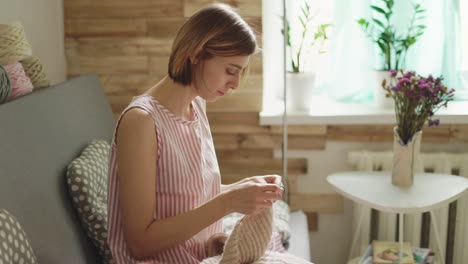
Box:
[261,0,468,124]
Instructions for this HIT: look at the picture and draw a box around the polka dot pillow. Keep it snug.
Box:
[0,209,37,264]
[66,140,113,264]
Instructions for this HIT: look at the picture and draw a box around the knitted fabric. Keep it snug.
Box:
[0,22,32,65]
[0,65,11,103]
[202,208,313,264]
[20,56,50,89]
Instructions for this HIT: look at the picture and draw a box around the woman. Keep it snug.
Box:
[107,3,284,264]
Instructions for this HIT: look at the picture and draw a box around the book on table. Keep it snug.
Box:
[372,240,415,264]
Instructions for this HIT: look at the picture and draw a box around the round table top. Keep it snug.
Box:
[327,171,468,214]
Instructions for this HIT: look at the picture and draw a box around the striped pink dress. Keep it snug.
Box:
[107,94,223,264]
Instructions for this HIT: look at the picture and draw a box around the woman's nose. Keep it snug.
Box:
[231,76,240,89]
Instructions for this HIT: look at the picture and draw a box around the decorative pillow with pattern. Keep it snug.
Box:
[0,209,37,264]
[66,140,114,264]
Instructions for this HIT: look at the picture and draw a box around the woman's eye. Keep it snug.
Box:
[226,69,237,76]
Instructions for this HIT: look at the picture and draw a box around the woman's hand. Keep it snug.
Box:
[221,175,283,215]
[242,174,283,186]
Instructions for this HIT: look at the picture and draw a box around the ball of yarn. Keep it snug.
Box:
[0,22,33,65]
[20,56,50,89]
[3,62,33,102]
[0,65,12,103]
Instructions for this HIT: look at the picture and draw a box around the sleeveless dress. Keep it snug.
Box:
[107,94,223,264]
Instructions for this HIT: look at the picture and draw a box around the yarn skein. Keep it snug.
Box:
[0,65,12,104]
[0,22,33,65]
[21,56,50,89]
[3,63,34,102]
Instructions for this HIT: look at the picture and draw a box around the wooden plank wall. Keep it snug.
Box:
[64,0,468,232]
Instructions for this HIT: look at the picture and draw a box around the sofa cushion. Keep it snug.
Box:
[0,209,37,264]
[66,140,113,264]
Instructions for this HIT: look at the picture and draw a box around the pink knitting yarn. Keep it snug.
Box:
[3,62,33,101]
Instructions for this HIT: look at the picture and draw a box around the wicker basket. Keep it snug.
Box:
[21,56,50,89]
[0,22,32,65]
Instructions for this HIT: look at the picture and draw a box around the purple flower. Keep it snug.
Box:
[391,85,399,91]
[399,77,411,85]
[390,69,397,77]
[428,119,440,127]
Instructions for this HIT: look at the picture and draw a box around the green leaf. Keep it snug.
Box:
[301,6,308,19]
[387,0,394,9]
[370,5,387,15]
[299,16,306,28]
[385,0,392,9]
[357,18,367,26]
[376,40,388,54]
[372,18,386,29]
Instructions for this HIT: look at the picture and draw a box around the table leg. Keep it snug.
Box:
[399,213,404,264]
[430,210,446,264]
[348,206,366,261]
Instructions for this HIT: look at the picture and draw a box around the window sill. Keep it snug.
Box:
[260,96,468,125]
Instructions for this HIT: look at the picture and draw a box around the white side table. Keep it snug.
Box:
[327,171,468,264]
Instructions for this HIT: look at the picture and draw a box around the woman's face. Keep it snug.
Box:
[193,55,250,102]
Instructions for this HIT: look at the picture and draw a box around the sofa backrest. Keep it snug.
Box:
[0,75,115,264]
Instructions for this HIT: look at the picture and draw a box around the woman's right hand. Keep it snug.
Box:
[221,181,283,215]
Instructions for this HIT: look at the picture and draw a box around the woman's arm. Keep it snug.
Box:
[117,109,282,260]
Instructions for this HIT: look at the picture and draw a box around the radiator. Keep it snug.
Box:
[348,151,468,264]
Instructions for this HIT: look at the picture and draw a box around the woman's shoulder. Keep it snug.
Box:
[118,106,154,132]
[193,96,207,113]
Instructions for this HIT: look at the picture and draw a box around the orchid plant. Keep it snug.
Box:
[382,70,455,144]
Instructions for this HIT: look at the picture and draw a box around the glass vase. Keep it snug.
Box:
[392,127,422,187]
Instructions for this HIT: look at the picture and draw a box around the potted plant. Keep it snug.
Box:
[357,0,426,108]
[382,69,455,186]
[285,0,330,113]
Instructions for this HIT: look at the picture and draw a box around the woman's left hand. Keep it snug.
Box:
[242,175,283,187]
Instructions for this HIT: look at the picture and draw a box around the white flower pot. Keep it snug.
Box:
[373,70,394,109]
[392,127,422,187]
[286,72,315,113]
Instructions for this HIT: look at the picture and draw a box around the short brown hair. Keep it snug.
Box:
[168,4,258,85]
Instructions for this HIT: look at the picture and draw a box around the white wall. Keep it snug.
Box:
[277,140,468,264]
[0,0,66,84]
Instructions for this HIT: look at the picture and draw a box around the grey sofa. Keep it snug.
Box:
[0,75,114,263]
